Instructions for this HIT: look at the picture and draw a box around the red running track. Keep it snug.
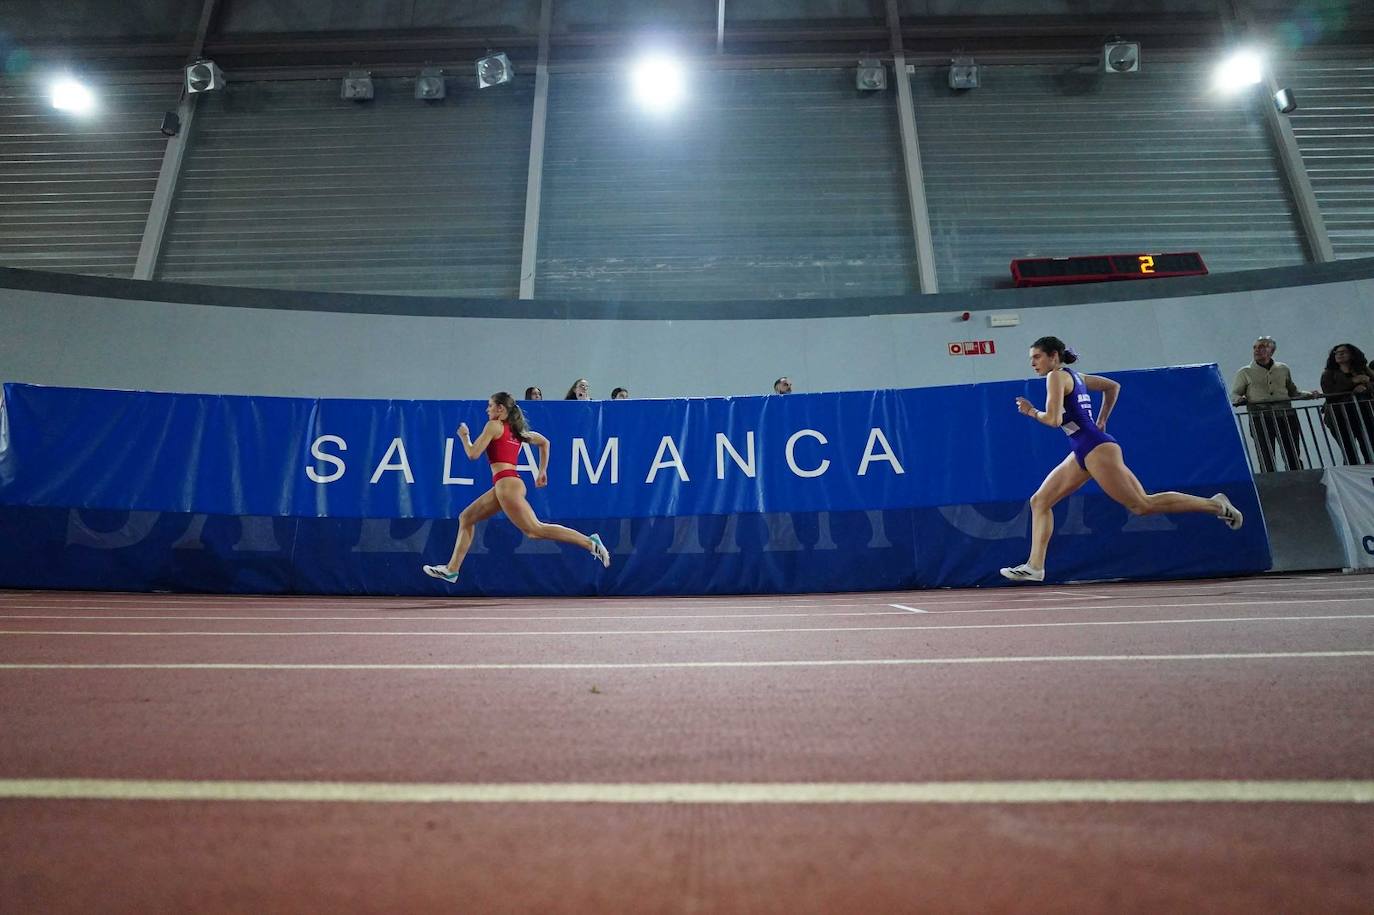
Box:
[1,573,1372,912]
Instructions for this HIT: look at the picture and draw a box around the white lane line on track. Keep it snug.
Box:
[0,598,1098,613]
[0,779,1369,805]
[4,581,1359,609]
[0,577,1315,598]
[15,574,1360,593]
[1047,585,1374,599]
[0,612,920,622]
[7,595,1374,621]
[2,613,1371,638]
[912,596,1374,615]
[910,596,1374,617]
[0,595,914,608]
[0,603,903,613]
[2,650,1372,672]
[2,578,1364,602]
[889,604,927,613]
[895,584,1374,606]
[927,597,1374,616]
[7,584,1374,614]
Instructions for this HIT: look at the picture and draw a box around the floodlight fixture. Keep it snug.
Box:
[1274,87,1297,113]
[630,53,686,113]
[341,70,374,101]
[1214,50,1263,92]
[948,57,979,90]
[476,53,513,88]
[1103,41,1140,73]
[415,67,446,100]
[185,59,225,94]
[856,58,886,91]
[50,77,95,114]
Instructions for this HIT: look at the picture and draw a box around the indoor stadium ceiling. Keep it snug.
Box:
[3,0,1370,74]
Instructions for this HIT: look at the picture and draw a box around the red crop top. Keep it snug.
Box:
[485,421,523,465]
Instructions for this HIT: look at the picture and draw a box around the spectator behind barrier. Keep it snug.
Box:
[1231,336,1315,473]
[1320,342,1374,465]
[773,376,792,394]
[565,379,590,400]
[611,387,629,399]
[524,386,543,401]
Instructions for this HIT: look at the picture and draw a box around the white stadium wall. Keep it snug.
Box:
[2,267,1373,401]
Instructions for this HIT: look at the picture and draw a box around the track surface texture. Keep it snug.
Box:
[1,573,1372,913]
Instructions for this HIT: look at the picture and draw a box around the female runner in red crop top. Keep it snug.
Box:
[423,391,610,583]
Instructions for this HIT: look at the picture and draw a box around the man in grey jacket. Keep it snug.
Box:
[1231,336,1314,472]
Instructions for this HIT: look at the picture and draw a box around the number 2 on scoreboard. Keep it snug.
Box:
[1138,255,1155,274]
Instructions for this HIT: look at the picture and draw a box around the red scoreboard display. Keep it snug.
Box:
[1010,252,1208,288]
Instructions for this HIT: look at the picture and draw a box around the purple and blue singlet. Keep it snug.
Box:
[1060,367,1117,468]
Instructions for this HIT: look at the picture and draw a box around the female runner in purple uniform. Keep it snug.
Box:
[1000,336,1243,582]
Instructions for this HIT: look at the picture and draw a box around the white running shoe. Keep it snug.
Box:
[1212,493,1244,530]
[423,564,459,583]
[588,533,611,568]
[999,564,1045,583]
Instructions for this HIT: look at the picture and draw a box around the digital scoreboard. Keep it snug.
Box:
[1010,252,1208,288]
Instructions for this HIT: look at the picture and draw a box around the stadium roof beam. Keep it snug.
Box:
[134,0,222,281]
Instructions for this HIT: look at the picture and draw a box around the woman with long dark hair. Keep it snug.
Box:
[1319,342,1374,465]
[423,391,610,583]
[999,336,1243,582]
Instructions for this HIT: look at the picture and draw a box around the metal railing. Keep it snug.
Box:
[1233,396,1374,474]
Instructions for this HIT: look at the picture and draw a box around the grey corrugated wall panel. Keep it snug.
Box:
[3,0,199,40]
[158,78,533,296]
[898,0,1223,12]
[554,0,716,28]
[0,75,180,278]
[535,68,918,302]
[910,61,1307,292]
[217,0,539,33]
[1280,58,1374,261]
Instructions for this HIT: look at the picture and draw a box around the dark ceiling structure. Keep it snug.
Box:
[6,1,1372,79]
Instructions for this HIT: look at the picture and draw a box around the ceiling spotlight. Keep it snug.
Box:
[1214,50,1263,92]
[476,53,513,89]
[415,67,446,100]
[948,57,979,90]
[1103,41,1140,74]
[50,77,95,114]
[185,59,225,94]
[856,58,886,92]
[630,54,686,113]
[341,70,374,101]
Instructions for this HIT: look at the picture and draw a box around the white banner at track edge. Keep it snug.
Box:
[1322,466,1374,570]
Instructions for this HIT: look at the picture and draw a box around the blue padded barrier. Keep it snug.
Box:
[0,367,1269,594]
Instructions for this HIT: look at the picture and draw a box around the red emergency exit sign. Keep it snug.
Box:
[948,341,996,356]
